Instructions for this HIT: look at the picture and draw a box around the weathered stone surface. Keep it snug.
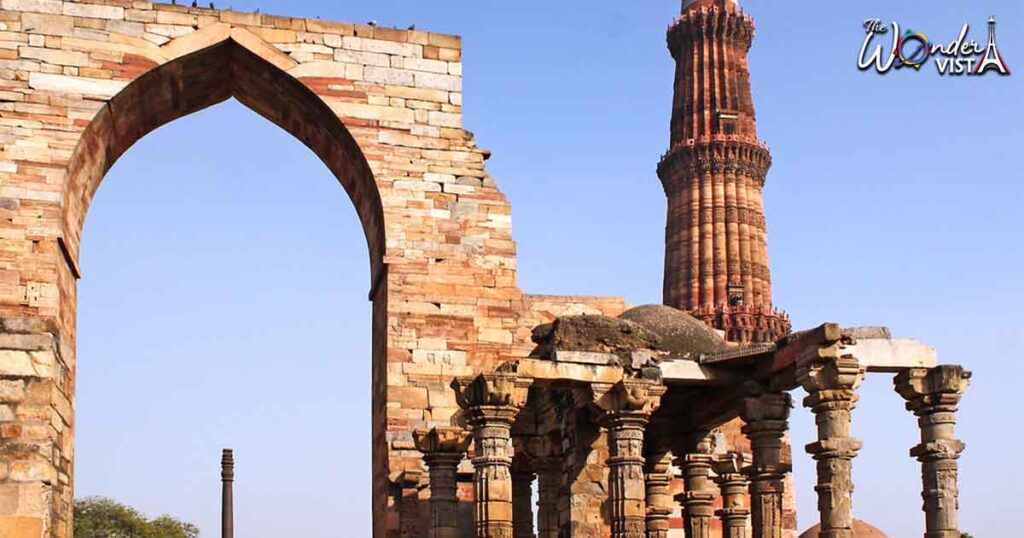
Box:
[799,519,888,538]
[530,315,662,361]
[618,304,725,357]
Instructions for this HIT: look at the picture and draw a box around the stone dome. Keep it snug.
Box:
[799,520,888,538]
[618,304,726,357]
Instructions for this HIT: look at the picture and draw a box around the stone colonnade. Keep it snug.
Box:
[416,362,969,537]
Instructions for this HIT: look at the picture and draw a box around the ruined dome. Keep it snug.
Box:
[618,305,726,358]
[799,520,888,538]
[529,315,663,362]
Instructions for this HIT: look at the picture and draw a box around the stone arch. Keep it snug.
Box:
[53,26,389,533]
[61,28,385,286]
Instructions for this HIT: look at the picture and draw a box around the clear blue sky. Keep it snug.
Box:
[74,1,1022,536]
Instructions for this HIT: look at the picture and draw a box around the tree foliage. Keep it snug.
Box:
[74,497,199,538]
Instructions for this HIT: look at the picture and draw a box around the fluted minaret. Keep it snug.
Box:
[658,0,790,343]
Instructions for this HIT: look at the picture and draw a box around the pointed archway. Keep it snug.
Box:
[54,29,389,537]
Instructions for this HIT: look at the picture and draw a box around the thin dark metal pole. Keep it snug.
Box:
[221,448,234,538]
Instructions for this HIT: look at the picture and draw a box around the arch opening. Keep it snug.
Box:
[57,33,389,535]
[62,38,386,283]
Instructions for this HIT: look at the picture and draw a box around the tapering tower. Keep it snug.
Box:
[658,0,790,343]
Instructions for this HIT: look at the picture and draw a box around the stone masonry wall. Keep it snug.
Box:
[0,2,627,537]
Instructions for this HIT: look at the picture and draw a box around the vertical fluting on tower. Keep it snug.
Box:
[659,0,790,343]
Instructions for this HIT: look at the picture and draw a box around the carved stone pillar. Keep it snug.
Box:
[453,373,532,538]
[644,449,673,538]
[593,379,665,538]
[895,365,971,538]
[512,469,535,538]
[740,386,793,538]
[414,427,473,538]
[798,356,865,538]
[713,453,750,538]
[676,432,716,538]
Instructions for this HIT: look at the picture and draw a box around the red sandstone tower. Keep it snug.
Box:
[658,0,790,343]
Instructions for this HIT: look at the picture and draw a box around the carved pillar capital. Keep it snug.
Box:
[895,365,971,417]
[894,365,971,538]
[414,426,473,457]
[453,372,532,422]
[740,384,792,538]
[414,427,470,538]
[592,379,666,417]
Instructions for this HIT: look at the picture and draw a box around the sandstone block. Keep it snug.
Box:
[414,71,460,92]
[363,38,420,58]
[0,381,25,403]
[427,111,460,128]
[27,71,127,98]
[21,13,73,36]
[0,0,62,15]
[329,101,414,124]
[391,387,428,409]
[0,350,35,377]
[364,65,413,87]
[402,57,447,74]
[62,3,125,21]
[18,46,89,67]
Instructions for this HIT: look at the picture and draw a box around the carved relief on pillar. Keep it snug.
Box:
[894,365,971,538]
[797,355,865,538]
[452,373,533,538]
[592,380,666,538]
[414,427,473,538]
[740,384,793,538]
[674,431,717,538]
[713,452,750,538]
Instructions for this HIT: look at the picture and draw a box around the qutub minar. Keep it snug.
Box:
[0,1,971,538]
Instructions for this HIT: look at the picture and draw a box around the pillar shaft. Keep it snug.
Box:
[512,471,535,538]
[604,413,650,538]
[471,410,516,537]
[800,356,865,538]
[645,450,673,538]
[414,427,472,538]
[741,390,792,538]
[714,453,750,538]
[536,464,561,538]
[677,433,716,538]
[452,374,532,538]
[424,453,464,538]
[221,449,234,538]
[895,366,971,538]
[592,379,664,538]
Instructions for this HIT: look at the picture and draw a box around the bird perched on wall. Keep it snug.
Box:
[408,24,416,30]
[367,20,378,27]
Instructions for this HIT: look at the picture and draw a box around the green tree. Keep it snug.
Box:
[74,497,199,538]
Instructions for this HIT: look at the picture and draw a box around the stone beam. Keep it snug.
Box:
[658,360,739,386]
[509,358,624,386]
[762,324,937,390]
